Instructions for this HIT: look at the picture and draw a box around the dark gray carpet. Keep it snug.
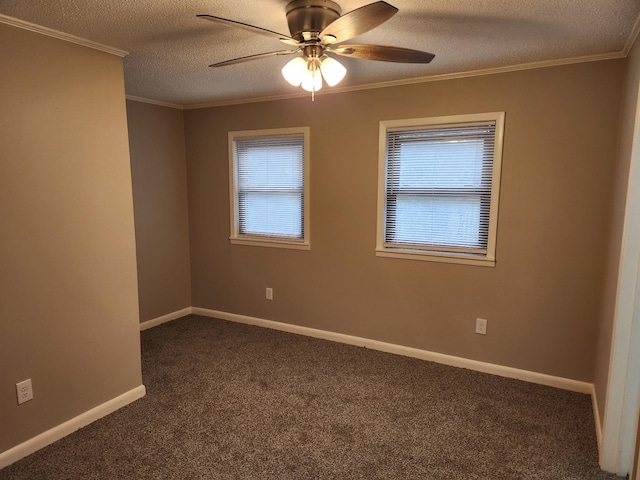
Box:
[0,315,622,479]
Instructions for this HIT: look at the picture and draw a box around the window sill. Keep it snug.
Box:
[230,236,310,251]
[375,248,495,267]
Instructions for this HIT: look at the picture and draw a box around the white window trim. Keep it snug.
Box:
[228,126,310,250]
[376,112,505,267]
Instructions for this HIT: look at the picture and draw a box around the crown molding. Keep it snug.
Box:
[0,14,128,57]
[183,90,311,110]
[183,51,626,110]
[125,95,184,110]
[329,52,626,95]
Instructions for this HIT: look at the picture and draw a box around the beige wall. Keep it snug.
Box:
[593,35,640,426]
[185,60,623,382]
[127,100,191,323]
[0,24,142,452]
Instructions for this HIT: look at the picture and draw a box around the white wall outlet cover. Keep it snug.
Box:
[266,287,273,300]
[476,318,488,335]
[16,378,34,405]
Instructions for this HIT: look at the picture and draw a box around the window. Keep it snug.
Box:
[229,127,310,249]
[377,112,505,266]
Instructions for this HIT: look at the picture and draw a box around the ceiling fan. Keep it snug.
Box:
[197,0,435,97]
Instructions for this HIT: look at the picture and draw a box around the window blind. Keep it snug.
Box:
[384,121,497,254]
[235,134,305,239]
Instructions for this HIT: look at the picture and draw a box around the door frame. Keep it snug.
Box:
[601,80,640,475]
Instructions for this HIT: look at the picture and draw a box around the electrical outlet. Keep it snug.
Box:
[475,318,488,335]
[16,379,34,405]
[266,287,273,300]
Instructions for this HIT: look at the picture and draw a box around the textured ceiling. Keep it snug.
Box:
[1,0,639,107]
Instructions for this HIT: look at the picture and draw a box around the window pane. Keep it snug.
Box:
[383,120,498,257]
[395,139,485,189]
[237,144,303,190]
[239,192,302,238]
[379,115,503,263]
[232,131,306,243]
[389,195,482,248]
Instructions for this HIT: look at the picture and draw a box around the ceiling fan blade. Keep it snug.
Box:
[197,14,299,46]
[319,1,398,44]
[332,44,435,63]
[209,50,298,67]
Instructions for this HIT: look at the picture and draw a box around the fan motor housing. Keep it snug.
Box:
[285,0,342,41]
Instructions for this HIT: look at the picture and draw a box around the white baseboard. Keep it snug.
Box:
[192,307,593,394]
[2,308,595,470]
[592,384,603,454]
[140,307,193,331]
[0,385,146,469]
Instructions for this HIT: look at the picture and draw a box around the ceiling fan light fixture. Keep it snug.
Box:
[202,1,435,99]
[319,56,346,87]
[282,57,308,86]
[202,1,435,98]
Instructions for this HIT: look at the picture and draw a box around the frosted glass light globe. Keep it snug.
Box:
[320,56,346,87]
[281,57,307,86]
[301,68,323,92]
